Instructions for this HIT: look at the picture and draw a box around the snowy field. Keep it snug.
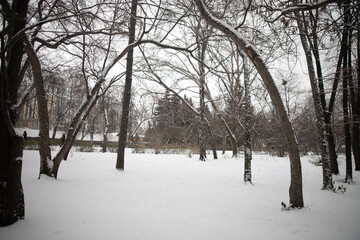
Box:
[1,149,360,240]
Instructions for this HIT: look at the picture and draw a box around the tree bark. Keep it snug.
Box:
[221,117,238,156]
[0,130,25,226]
[348,22,360,171]
[296,14,333,190]
[52,82,103,178]
[194,0,303,208]
[102,95,109,153]
[206,98,238,156]
[243,55,252,183]
[356,10,360,171]
[306,10,339,176]
[0,0,29,226]
[328,32,348,174]
[222,131,226,154]
[198,36,207,161]
[23,37,53,178]
[341,0,353,182]
[52,122,59,140]
[205,119,218,159]
[343,39,352,183]
[116,0,138,170]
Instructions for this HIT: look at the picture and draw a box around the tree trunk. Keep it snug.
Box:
[52,122,59,140]
[222,117,238,156]
[352,113,360,171]
[205,120,218,159]
[116,0,138,170]
[0,129,25,226]
[24,37,53,178]
[243,55,252,183]
[343,41,352,183]
[199,103,206,161]
[296,14,333,190]
[0,0,29,226]
[326,122,339,174]
[342,0,353,182]
[194,0,303,208]
[198,41,207,161]
[206,96,237,156]
[308,14,339,176]
[142,52,217,159]
[328,31,348,174]
[222,131,226,154]
[355,11,360,171]
[348,24,360,171]
[103,97,109,153]
[52,85,102,178]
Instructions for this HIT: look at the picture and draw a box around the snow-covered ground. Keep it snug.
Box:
[1,149,360,240]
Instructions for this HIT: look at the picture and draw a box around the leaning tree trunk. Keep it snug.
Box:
[222,117,238,156]
[52,121,59,140]
[24,37,53,178]
[116,0,138,170]
[52,84,102,178]
[194,0,303,208]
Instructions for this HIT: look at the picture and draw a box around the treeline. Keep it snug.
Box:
[144,91,329,157]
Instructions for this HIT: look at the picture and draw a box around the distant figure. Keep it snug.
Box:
[60,133,65,147]
[23,131,27,140]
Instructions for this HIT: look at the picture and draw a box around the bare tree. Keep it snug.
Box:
[101,94,110,152]
[21,1,137,178]
[194,0,303,208]
[354,1,360,171]
[116,0,138,170]
[344,0,360,172]
[194,18,211,161]
[24,37,53,177]
[141,49,219,159]
[242,53,252,183]
[342,0,353,182]
[295,14,333,189]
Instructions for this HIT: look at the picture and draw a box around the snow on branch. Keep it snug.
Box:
[262,0,346,23]
[11,84,34,113]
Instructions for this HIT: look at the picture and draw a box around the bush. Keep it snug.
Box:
[24,139,39,150]
[132,148,145,154]
[309,157,322,166]
[77,142,95,152]
[148,145,200,155]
